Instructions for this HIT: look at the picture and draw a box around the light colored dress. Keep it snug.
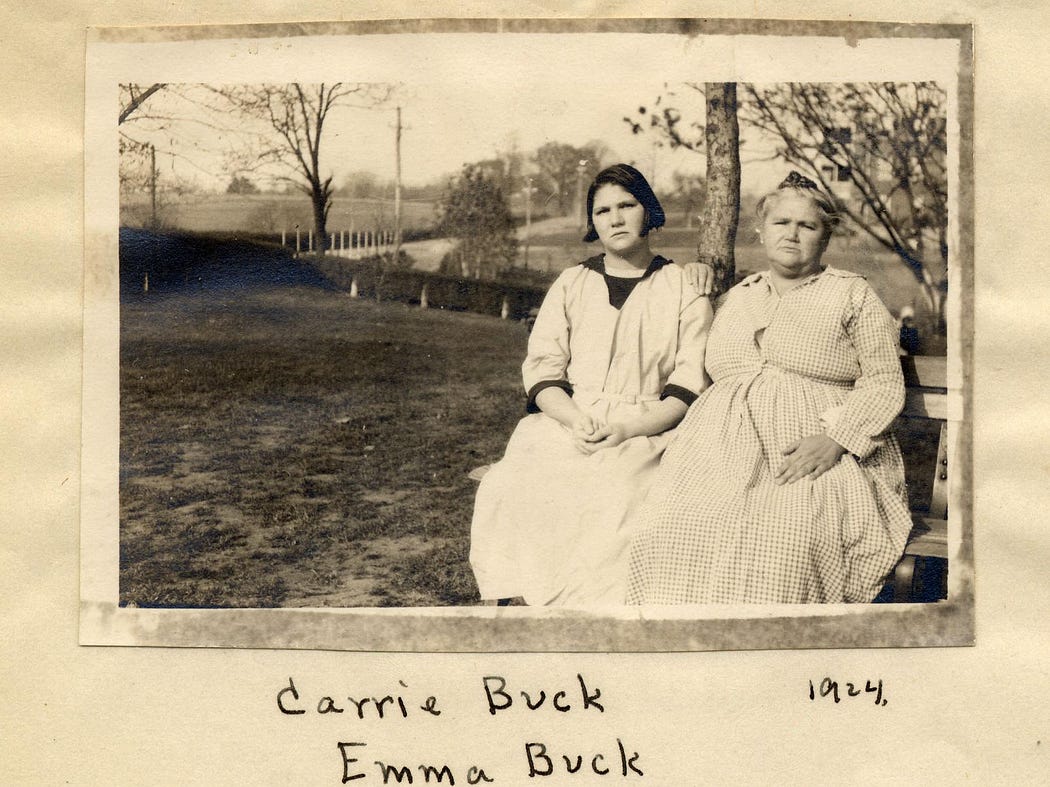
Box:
[627,267,911,604]
[470,256,712,606]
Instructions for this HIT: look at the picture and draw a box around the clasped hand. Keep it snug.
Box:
[571,415,631,455]
[775,433,847,485]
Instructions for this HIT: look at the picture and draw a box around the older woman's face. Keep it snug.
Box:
[760,193,827,279]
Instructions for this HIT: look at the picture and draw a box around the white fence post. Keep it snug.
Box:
[501,296,510,320]
[350,277,358,298]
[420,284,429,309]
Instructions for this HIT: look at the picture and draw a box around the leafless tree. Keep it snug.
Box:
[741,82,948,320]
[119,83,167,125]
[212,83,393,254]
[625,85,706,155]
[118,84,164,199]
[631,82,949,319]
[117,84,224,222]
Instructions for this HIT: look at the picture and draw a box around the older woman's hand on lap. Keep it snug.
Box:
[775,433,847,485]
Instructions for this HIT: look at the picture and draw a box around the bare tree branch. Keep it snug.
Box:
[119,83,166,125]
[739,81,948,316]
[633,80,948,320]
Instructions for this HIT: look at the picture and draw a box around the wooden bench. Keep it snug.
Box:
[891,355,950,602]
[469,355,951,604]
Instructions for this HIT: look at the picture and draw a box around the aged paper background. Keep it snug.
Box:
[4,0,1048,782]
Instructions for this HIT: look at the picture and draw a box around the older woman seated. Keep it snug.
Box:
[627,172,912,604]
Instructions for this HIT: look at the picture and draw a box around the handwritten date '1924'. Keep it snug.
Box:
[809,677,887,706]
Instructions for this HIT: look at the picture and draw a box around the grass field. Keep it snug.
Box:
[120,285,526,607]
[121,270,941,608]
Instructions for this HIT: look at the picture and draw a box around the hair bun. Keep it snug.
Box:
[779,170,820,190]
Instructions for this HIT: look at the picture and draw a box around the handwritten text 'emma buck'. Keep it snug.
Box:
[276,673,645,783]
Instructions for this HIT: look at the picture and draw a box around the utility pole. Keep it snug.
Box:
[393,105,403,267]
[575,159,588,232]
[523,177,536,270]
[149,143,157,229]
[651,137,660,189]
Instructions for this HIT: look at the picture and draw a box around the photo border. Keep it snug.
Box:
[81,16,974,651]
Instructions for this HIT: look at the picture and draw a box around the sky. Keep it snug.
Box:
[118,34,797,198]
[115,30,958,199]
[127,78,738,196]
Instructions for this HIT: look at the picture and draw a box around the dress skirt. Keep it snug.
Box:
[471,399,669,606]
[627,267,913,604]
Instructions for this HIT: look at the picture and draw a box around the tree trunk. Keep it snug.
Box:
[311,189,328,256]
[696,83,741,297]
[393,106,403,268]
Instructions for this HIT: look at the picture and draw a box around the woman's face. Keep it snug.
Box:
[591,183,647,257]
[760,193,828,279]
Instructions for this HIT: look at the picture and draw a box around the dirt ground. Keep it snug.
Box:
[120,283,525,608]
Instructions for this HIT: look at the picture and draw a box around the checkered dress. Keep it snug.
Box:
[626,267,911,604]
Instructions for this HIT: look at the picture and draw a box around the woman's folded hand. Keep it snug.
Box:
[571,414,602,453]
[577,422,632,454]
[775,433,847,485]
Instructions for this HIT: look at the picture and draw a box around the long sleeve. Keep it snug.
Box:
[824,281,905,459]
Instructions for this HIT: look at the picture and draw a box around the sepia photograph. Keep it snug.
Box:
[82,19,972,650]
